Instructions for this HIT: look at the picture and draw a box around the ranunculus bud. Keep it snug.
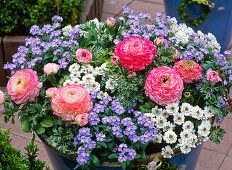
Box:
[170,46,179,60]
[206,69,221,83]
[154,37,164,47]
[0,90,5,105]
[43,63,59,75]
[46,87,58,98]
[111,56,119,65]
[128,71,136,77]
[75,113,89,126]
[106,17,116,27]
[76,48,93,63]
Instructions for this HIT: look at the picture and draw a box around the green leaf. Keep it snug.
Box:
[40,116,53,127]
[91,155,100,166]
[108,153,119,159]
[35,125,45,134]
[21,120,31,133]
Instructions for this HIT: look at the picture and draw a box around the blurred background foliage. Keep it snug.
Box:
[0,0,85,36]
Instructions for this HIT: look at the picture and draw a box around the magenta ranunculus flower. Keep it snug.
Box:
[7,69,43,104]
[114,37,157,71]
[173,60,203,83]
[154,37,164,47]
[46,87,58,98]
[51,84,93,121]
[206,69,221,83]
[76,48,93,63]
[43,63,59,75]
[145,66,184,106]
[75,113,89,126]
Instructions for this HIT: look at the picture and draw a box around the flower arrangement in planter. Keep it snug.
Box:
[1,6,232,169]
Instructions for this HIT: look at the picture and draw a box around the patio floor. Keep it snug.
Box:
[1,0,232,169]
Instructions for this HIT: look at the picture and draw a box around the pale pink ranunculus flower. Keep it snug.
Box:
[75,113,89,126]
[170,46,179,60]
[107,17,116,27]
[111,56,119,65]
[206,69,221,83]
[145,66,184,106]
[154,37,164,47]
[51,84,93,121]
[173,60,203,83]
[7,69,43,104]
[46,87,58,98]
[114,37,157,71]
[0,90,5,105]
[76,48,93,63]
[43,63,59,75]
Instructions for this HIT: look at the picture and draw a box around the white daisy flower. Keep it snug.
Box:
[190,134,198,146]
[68,63,80,73]
[198,120,211,137]
[180,103,193,116]
[87,69,98,76]
[105,79,117,90]
[204,106,214,118]
[62,25,72,36]
[180,130,192,141]
[160,109,169,118]
[81,64,94,73]
[151,106,162,116]
[72,78,81,85]
[154,116,167,129]
[90,82,100,92]
[163,121,175,132]
[180,143,191,154]
[173,113,185,125]
[82,74,95,83]
[163,130,177,144]
[155,133,163,143]
[192,106,203,120]
[101,62,109,71]
[165,102,179,115]
[182,121,194,132]
[97,91,108,100]
[161,146,174,158]
[70,72,81,79]
[95,67,105,75]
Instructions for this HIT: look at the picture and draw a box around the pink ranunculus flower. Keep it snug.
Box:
[106,17,116,27]
[0,90,5,113]
[0,90,5,105]
[173,60,203,83]
[114,37,157,71]
[43,63,59,75]
[145,66,184,106]
[128,71,136,77]
[76,48,93,63]
[51,84,93,121]
[170,46,179,60]
[206,69,221,83]
[46,87,58,98]
[75,113,89,126]
[111,56,120,65]
[154,37,164,47]
[7,69,43,104]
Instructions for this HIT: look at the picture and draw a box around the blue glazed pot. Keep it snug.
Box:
[163,0,232,52]
[40,134,203,170]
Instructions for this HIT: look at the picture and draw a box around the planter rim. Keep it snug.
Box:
[37,133,182,167]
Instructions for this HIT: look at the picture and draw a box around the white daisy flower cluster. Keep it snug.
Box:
[144,102,214,158]
[63,62,109,93]
[170,22,194,46]
[62,25,72,36]
[197,30,221,51]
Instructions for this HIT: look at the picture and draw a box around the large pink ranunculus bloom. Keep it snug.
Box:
[7,69,43,104]
[145,66,184,106]
[206,69,221,83]
[173,60,203,83]
[114,37,157,71]
[51,84,93,121]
